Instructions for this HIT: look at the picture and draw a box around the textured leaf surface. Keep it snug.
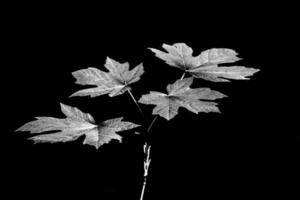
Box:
[15,103,140,149]
[149,43,259,82]
[188,65,260,82]
[71,57,144,97]
[138,78,226,120]
[149,43,199,70]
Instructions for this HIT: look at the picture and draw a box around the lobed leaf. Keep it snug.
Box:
[71,57,144,98]
[15,103,140,149]
[149,43,259,82]
[149,43,199,70]
[139,78,226,120]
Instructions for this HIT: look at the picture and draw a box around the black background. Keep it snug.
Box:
[3,3,292,200]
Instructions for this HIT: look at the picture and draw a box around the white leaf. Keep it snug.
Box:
[139,78,226,120]
[149,43,259,82]
[15,103,140,149]
[71,57,144,97]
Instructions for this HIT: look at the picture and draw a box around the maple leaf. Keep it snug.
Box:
[15,103,140,149]
[138,78,226,120]
[70,57,144,97]
[149,43,259,82]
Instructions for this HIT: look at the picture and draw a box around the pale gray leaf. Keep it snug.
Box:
[96,128,122,148]
[71,57,144,98]
[60,103,95,123]
[72,67,112,85]
[16,117,95,134]
[86,117,140,149]
[178,88,227,100]
[196,48,241,67]
[189,65,260,82]
[152,99,180,120]
[30,130,89,143]
[167,77,194,95]
[104,57,130,82]
[138,91,167,104]
[70,84,129,98]
[15,103,140,149]
[180,100,220,114]
[139,78,226,120]
[16,103,97,143]
[149,43,199,70]
[126,63,144,85]
[149,43,259,82]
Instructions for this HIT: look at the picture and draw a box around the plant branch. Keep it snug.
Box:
[141,72,186,199]
[139,115,158,200]
[127,90,144,117]
[140,142,151,200]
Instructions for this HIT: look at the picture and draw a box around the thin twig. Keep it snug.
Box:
[147,115,158,133]
[180,72,186,80]
[127,90,144,117]
[140,179,146,200]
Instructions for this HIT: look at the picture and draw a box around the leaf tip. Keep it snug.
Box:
[220,93,228,98]
[252,68,261,74]
[28,136,40,144]
[14,127,22,132]
[69,92,80,98]
[105,56,116,64]
[147,47,156,52]
[59,102,67,108]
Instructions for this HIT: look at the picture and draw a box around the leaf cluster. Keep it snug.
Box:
[16,43,259,149]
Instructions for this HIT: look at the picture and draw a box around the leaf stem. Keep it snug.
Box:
[180,72,186,80]
[147,115,158,133]
[127,90,144,117]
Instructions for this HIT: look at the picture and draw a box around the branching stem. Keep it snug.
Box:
[140,71,185,199]
[139,115,158,200]
[140,142,151,200]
